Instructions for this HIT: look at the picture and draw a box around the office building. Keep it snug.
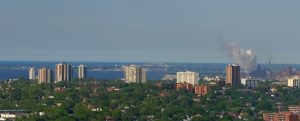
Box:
[176,71,199,86]
[78,64,87,79]
[38,68,52,84]
[288,76,300,87]
[29,67,36,80]
[123,65,147,83]
[226,64,241,86]
[55,63,73,83]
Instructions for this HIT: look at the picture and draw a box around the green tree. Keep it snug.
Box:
[73,103,91,120]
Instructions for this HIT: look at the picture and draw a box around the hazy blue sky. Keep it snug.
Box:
[0,0,299,63]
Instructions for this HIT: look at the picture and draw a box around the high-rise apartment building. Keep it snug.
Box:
[55,63,73,83]
[38,68,52,84]
[226,64,241,86]
[78,64,87,79]
[29,67,36,80]
[176,71,199,86]
[288,76,300,87]
[123,65,147,83]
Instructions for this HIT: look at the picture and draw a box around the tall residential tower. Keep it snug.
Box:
[55,63,73,83]
[29,67,36,80]
[38,68,52,84]
[78,64,87,79]
[123,65,147,83]
[226,64,241,86]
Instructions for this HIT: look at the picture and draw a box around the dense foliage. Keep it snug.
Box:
[0,80,299,121]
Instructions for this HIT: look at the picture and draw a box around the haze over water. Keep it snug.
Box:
[0,1,299,64]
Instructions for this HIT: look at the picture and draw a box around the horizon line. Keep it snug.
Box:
[0,60,299,65]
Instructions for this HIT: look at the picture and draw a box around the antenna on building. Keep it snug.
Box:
[268,58,271,71]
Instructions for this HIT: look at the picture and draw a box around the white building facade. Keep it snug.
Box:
[78,64,87,79]
[29,67,36,80]
[176,71,199,86]
[288,76,300,87]
[123,65,147,83]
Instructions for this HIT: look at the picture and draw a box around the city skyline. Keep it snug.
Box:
[1,1,300,120]
[0,1,300,64]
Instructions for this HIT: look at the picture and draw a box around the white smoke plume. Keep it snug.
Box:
[224,42,257,73]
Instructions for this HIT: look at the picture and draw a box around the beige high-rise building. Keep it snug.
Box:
[226,64,241,86]
[123,65,147,83]
[29,67,36,80]
[78,64,87,79]
[55,63,73,83]
[176,71,199,86]
[38,68,52,84]
[288,76,300,87]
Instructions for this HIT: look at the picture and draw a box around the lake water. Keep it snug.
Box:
[0,61,298,80]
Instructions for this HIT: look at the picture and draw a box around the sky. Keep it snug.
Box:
[0,0,299,63]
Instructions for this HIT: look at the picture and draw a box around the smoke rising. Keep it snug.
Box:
[224,42,257,73]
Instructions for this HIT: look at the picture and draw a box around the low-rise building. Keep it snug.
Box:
[155,82,176,90]
[159,92,171,97]
[176,82,193,92]
[263,112,299,121]
[0,109,29,120]
[161,75,176,81]
[0,114,16,119]
[217,80,226,87]
[107,86,120,93]
[288,105,300,115]
[194,84,209,95]
[54,87,65,93]
[273,112,299,121]
[263,112,276,121]
[241,80,260,88]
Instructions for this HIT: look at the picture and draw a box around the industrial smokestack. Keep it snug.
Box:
[224,42,257,73]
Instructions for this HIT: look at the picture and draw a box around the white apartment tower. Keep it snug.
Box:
[123,65,147,83]
[29,67,36,80]
[78,64,87,79]
[176,71,199,86]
